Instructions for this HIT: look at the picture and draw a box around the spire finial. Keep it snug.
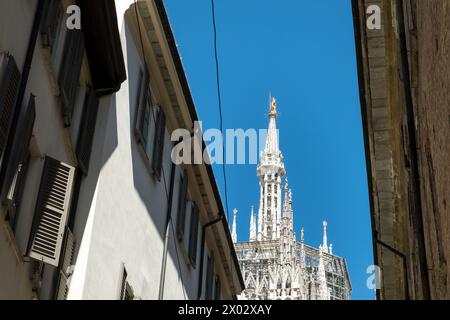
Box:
[269,96,277,117]
[322,220,328,253]
[301,227,304,243]
[231,208,238,243]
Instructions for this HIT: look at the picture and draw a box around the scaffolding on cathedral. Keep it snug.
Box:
[231,97,352,300]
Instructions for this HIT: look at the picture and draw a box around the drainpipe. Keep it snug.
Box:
[0,0,45,195]
[197,211,224,300]
[376,238,410,299]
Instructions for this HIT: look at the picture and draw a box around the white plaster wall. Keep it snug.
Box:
[0,0,36,300]
[69,4,203,299]
[0,0,85,299]
[0,0,207,300]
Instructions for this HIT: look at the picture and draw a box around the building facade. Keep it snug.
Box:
[232,98,351,300]
[353,0,450,299]
[0,0,243,300]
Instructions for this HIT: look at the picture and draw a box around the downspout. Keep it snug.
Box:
[197,211,224,300]
[158,161,176,299]
[376,238,410,299]
[0,0,45,194]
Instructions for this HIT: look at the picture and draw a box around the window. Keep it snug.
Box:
[41,0,63,53]
[0,52,20,170]
[120,267,134,300]
[135,69,150,147]
[188,201,199,267]
[28,157,76,267]
[214,275,221,300]
[134,68,166,180]
[1,94,35,230]
[55,227,76,300]
[176,170,188,241]
[58,28,85,126]
[205,253,214,300]
[151,105,165,181]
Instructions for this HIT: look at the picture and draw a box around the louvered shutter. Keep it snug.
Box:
[120,268,128,300]
[134,69,149,144]
[55,227,76,300]
[151,105,165,181]
[41,0,61,49]
[1,95,35,225]
[176,170,188,241]
[28,157,75,267]
[214,275,221,300]
[76,88,99,175]
[58,29,84,126]
[0,52,20,168]
[205,253,214,299]
[188,201,199,267]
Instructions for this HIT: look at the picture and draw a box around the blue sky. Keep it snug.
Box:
[164,0,374,300]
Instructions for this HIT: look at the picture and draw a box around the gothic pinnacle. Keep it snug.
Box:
[322,220,328,253]
[232,208,238,243]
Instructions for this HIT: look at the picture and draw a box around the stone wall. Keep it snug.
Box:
[414,0,450,299]
[353,0,450,299]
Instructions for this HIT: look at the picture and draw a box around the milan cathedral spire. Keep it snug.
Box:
[257,97,285,241]
[233,96,351,300]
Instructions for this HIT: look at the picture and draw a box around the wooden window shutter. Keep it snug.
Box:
[28,157,75,267]
[176,170,188,241]
[76,88,99,175]
[214,275,221,300]
[151,105,165,181]
[55,227,76,300]
[41,0,61,49]
[120,267,134,300]
[58,29,84,126]
[134,69,149,144]
[1,94,35,226]
[188,201,199,267]
[205,253,215,299]
[120,268,128,300]
[0,52,20,168]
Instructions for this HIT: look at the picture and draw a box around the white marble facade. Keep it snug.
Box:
[232,98,351,300]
